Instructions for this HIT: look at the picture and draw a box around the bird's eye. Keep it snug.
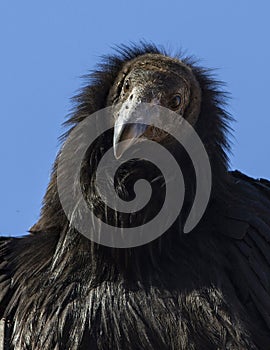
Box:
[123,80,130,93]
[169,95,182,110]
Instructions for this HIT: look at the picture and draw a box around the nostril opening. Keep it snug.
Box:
[129,94,133,100]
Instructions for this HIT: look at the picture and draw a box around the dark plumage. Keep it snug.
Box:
[1,43,270,349]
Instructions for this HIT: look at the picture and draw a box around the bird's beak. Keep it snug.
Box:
[113,94,158,159]
[113,122,149,159]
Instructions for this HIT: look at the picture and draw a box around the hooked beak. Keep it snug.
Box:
[113,92,161,159]
[113,122,149,159]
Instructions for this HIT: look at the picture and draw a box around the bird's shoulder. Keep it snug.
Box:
[0,232,58,320]
[220,170,270,332]
[223,170,270,239]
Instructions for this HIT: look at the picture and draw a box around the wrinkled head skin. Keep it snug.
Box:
[107,54,202,158]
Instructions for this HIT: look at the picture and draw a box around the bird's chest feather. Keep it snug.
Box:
[81,283,256,350]
[9,273,256,350]
[4,227,259,350]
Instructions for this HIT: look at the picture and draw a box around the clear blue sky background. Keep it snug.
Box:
[0,1,269,237]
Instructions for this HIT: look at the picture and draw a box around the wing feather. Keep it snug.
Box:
[225,171,270,333]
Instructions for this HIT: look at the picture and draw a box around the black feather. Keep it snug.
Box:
[1,43,270,349]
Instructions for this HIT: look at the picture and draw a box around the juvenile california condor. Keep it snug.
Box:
[1,43,270,350]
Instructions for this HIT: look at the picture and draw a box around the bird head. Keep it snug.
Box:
[31,44,231,253]
[107,54,201,159]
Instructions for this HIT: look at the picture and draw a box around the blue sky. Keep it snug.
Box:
[0,1,270,236]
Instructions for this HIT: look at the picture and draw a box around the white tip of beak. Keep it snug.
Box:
[113,123,148,160]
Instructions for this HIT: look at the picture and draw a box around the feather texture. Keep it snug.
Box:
[1,43,270,349]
